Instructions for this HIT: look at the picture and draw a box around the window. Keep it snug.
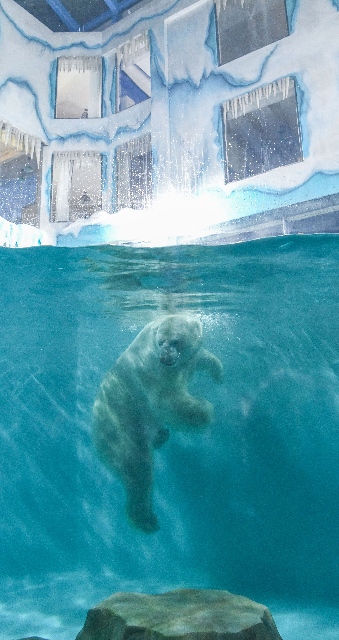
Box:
[0,120,42,226]
[115,134,152,210]
[55,57,102,119]
[222,77,303,183]
[117,33,151,112]
[215,0,289,65]
[51,152,102,222]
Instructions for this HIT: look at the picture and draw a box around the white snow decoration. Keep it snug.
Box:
[59,210,114,238]
[0,216,46,248]
[0,119,42,166]
[117,31,150,68]
[57,56,102,73]
[224,76,292,119]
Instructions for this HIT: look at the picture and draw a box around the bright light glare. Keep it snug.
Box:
[59,191,230,246]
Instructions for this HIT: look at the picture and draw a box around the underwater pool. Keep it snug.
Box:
[1,235,338,640]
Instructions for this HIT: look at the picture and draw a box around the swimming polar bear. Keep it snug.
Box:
[93,314,223,533]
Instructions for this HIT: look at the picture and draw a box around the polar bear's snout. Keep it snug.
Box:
[159,339,181,366]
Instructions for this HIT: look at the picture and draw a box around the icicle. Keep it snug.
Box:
[232,97,238,119]
[224,76,293,120]
[131,37,136,66]
[30,137,35,160]
[282,76,290,99]
[255,89,260,109]
[0,117,43,161]
[118,31,149,68]
[240,95,246,115]
[24,134,29,156]
[16,130,22,150]
[35,140,41,167]
[216,0,247,14]
[4,122,11,146]
[58,56,102,73]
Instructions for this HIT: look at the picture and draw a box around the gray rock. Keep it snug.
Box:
[75,588,283,640]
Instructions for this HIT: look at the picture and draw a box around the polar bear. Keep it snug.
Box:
[93,314,223,533]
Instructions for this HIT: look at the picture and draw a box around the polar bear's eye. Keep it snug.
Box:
[171,339,182,350]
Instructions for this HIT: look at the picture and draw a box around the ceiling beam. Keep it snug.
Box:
[118,0,142,11]
[102,0,142,21]
[102,0,120,19]
[44,0,80,31]
[83,10,113,31]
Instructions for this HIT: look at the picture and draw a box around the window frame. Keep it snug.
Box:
[215,0,290,66]
[222,76,303,184]
[50,151,103,223]
[54,56,103,120]
[114,133,152,211]
[116,32,151,113]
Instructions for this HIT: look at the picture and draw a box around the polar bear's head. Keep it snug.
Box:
[155,315,203,367]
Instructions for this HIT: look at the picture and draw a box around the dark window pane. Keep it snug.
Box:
[115,134,152,211]
[130,151,152,209]
[223,77,303,183]
[216,0,289,65]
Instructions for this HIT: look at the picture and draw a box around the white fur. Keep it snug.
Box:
[93,314,223,533]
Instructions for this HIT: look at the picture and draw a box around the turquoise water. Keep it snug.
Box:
[1,235,339,639]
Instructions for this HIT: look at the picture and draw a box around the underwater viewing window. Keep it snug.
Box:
[51,151,102,222]
[222,76,303,183]
[215,0,289,65]
[55,56,103,119]
[117,32,151,112]
[115,133,152,210]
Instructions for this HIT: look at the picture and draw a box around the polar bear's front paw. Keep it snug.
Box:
[153,427,170,449]
[126,501,160,534]
[175,397,214,430]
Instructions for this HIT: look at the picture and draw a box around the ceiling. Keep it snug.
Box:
[12,0,145,32]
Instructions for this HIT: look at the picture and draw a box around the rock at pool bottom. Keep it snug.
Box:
[75,589,283,640]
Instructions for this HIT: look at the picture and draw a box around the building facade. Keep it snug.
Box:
[0,0,339,245]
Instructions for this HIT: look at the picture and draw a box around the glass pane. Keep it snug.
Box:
[51,152,102,222]
[216,0,289,65]
[55,57,102,119]
[117,33,151,112]
[115,134,152,210]
[0,147,38,224]
[223,78,303,183]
